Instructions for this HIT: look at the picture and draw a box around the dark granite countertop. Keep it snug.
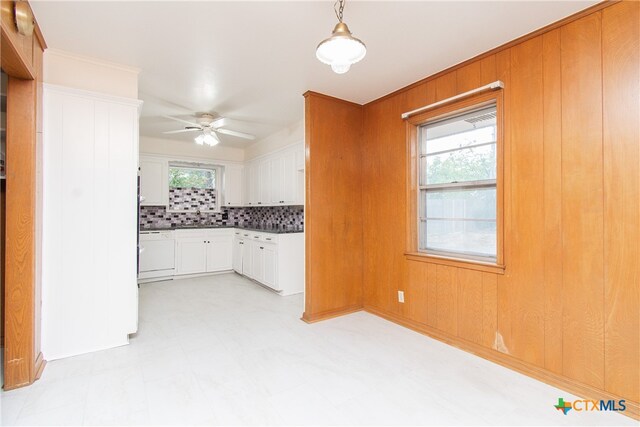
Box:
[140,224,304,234]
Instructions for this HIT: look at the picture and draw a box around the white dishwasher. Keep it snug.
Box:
[139,230,175,281]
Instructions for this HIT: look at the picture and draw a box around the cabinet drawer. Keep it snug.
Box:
[249,232,278,243]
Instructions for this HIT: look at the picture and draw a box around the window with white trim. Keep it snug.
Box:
[418,103,497,261]
[168,163,221,212]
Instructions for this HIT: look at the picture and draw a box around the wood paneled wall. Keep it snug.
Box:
[305,0,639,417]
[303,92,364,322]
[1,0,47,389]
[363,0,639,414]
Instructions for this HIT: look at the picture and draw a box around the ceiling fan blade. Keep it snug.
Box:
[210,117,227,129]
[163,115,200,127]
[163,128,201,134]
[215,128,256,140]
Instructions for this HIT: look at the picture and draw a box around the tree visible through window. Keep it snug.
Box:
[419,104,497,261]
[169,166,216,189]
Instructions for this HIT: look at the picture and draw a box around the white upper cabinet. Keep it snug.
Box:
[258,160,271,205]
[245,161,259,207]
[270,156,284,204]
[282,150,298,205]
[243,143,304,207]
[139,156,168,206]
[224,165,244,207]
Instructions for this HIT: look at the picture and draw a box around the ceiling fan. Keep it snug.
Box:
[163,113,256,146]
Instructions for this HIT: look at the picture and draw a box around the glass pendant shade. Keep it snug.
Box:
[316,22,366,74]
[194,132,219,146]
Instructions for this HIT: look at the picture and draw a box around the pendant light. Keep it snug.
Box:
[316,0,366,74]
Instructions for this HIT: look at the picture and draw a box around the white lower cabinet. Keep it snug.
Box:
[232,230,304,295]
[175,237,208,275]
[159,227,303,296]
[175,229,234,275]
[232,235,243,273]
[262,244,277,289]
[207,236,233,271]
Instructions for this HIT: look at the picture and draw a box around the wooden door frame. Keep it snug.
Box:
[1,0,46,390]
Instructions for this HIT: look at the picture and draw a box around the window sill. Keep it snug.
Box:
[404,252,505,275]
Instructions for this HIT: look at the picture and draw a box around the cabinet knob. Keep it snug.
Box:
[260,246,264,250]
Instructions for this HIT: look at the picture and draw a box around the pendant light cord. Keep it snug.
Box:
[334,0,345,22]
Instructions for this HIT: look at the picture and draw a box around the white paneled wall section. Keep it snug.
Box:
[42,84,142,360]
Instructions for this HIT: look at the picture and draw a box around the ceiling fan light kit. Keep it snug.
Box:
[316,0,366,74]
[195,132,219,147]
[163,113,255,147]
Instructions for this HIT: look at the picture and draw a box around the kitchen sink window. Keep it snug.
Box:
[168,163,221,212]
[409,93,503,267]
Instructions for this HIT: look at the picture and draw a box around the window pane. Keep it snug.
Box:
[419,219,496,259]
[421,142,496,186]
[421,187,496,220]
[420,105,496,155]
[169,167,215,189]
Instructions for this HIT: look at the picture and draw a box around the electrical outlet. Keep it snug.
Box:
[398,290,405,303]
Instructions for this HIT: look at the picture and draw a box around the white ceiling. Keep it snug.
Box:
[31,1,597,147]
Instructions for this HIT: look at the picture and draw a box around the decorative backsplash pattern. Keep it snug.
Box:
[169,188,217,211]
[140,205,304,229]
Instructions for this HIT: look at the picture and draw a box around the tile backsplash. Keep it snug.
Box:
[169,188,217,211]
[140,205,304,229]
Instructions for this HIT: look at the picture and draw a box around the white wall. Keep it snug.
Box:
[42,50,141,360]
[44,49,139,99]
[140,136,245,162]
[42,85,140,360]
[244,120,303,160]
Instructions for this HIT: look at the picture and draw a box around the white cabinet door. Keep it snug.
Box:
[139,157,168,206]
[270,156,283,205]
[224,165,244,207]
[206,235,233,272]
[251,241,265,282]
[176,237,207,275]
[263,243,279,290]
[246,162,259,206]
[232,238,243,273]
[242,234,253,277]
[281,150,297,205]
[258,160,271,205]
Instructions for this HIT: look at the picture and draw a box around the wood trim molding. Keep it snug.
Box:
[301,305,363,324]
[0,26,35,79]
[364,305,640,421]
[405,253,505,275]
[2,1,47,390]
[4,76,37,390]
[303,90,362,108]
[34,352,45,380]
[366,1,620,107]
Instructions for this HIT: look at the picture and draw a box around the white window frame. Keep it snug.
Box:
[418,104,498,262]
[167,162,222,213]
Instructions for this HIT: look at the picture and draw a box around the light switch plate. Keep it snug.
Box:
[398,290,405,303]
